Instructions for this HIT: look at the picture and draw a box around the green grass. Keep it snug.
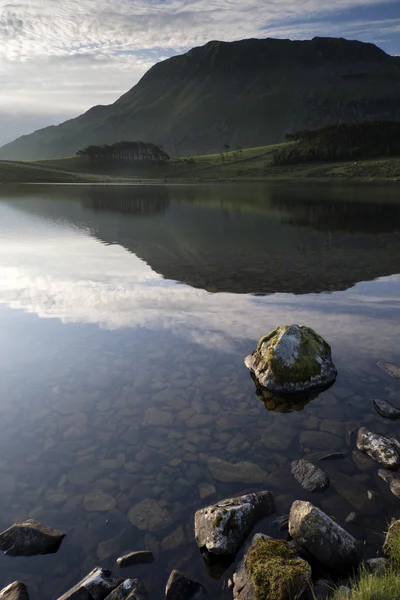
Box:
[1,143,400,184]
[332,522,400,600]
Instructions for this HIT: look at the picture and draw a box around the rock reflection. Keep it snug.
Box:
[251,374,329,413]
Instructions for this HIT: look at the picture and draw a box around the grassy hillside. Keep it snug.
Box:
[1,142,400,184]
[1,36,400,161]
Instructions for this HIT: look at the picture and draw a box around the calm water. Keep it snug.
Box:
[0,183,400,598]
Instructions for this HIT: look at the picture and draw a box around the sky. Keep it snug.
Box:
[0,0,399,146]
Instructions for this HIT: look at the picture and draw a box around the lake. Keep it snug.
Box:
[0,183,399,598]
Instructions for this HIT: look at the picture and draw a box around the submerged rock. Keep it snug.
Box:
[378,469,400,499]
[128,499,171,532]
[232,534,312,600]
[207,457,267,484]
[291,460,329,492]
[372,398,400,420]
[165,570,205,600]
[195,491,275,556]
[116,551,154,568]
[0,582,29,600]
[288,501,359,569]
[0,519,65,556]
[58,568,122,600]
[356,428,400,470]
[245,325,337,395]
[377,361,400,380]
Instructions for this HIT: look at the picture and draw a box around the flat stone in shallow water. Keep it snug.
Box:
[128,499,171,532]
[372,398,400,420]
[356,427,400,470]
[291,460,329,492]
[84,490,116,512]
[288,501,359,569]
[245,324,337,395]
[232,534,312,600]
[195,491,275,556]
[0,519,65,556]
[207,457,267,484]
[377,361,400,380]
[0,582,29,600]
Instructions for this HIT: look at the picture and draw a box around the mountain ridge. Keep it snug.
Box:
[1,36,400,160]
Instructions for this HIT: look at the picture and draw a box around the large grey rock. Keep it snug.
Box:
[58,568,122,600]
[165,571,205,600]
[356,428,400,470]
[378,469,400,498]
[288,501,359,569]
[372,398,400,420]
[291,460,329,492]
[195,491,275,556]
[245,325,337,395]
[0,582,29,600]
[232,533,312,600]
[377,361,400,380]
[0,519,65,556]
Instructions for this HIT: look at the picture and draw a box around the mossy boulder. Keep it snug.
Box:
[233,534,311,600]
[245,325,337,395]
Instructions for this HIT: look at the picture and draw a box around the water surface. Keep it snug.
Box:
[0,183,399,598]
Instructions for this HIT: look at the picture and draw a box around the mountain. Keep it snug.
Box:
[1,36,400,160]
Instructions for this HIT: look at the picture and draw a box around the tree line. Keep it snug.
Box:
[76,141,170,164]
[274,121,400,165]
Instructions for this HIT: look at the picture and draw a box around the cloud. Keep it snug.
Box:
[0,0,399,143]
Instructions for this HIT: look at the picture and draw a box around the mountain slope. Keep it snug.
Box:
[1,36,400,160]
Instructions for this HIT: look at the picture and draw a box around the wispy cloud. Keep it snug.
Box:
[0,0,399,144]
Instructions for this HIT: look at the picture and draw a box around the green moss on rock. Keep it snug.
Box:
[214,513,223,528]
[255,325,333,386]
[246,538,311,600]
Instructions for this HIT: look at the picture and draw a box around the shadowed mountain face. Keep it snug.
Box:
[4,184,400,295]
[1,36,400,160]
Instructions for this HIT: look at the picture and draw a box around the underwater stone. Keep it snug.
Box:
[245,325,337,395]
